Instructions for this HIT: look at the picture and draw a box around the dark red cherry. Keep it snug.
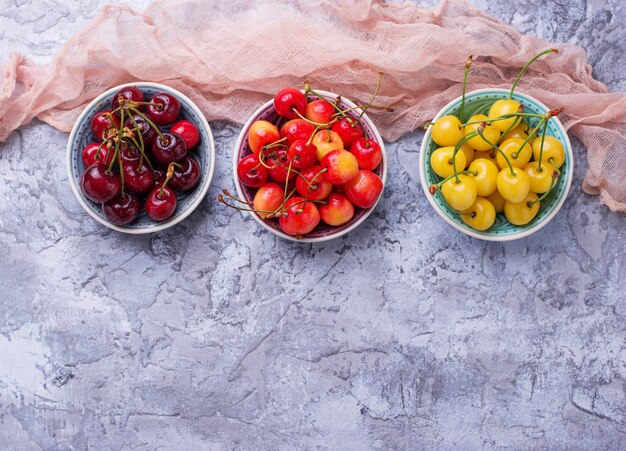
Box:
[287,140,317,170]
[146,186,177,221]
[102,193,141,225]
[170,156,200,192]
[121,161,154,194]
[80,164,121,203]
[332,118,364,148]
[81,142,112,168]
[120,143,141,163]
[151,132,187,167]
[237,154,268,188]
[152,168,166,187]
[111,86,145,111]
[170,120,200,149]
[274,88,307,119]
[123,113,157,148]
[90,110,120,141]
[267,148,297,184]
[147,93,181,126]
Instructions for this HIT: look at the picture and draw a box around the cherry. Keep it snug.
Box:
[81,142,112,168]
[287,140,317,170]
[169,156,201,191]
[111,86,145,111]
[248,120,280,154]
[253,182,284,219]
[170,120,200,149]
[237,154,268,188]
[332,118,364,148]
[152,168,166,187]
[343,170,383,209]
[305,99,335,124]
[152,132,187,166]
[266,148,297,184]
[90,110,120,141]
[80,164,122,203]
[319,193,355,226]
[296,165,332,201]
[350,138,382,171]
[146,186,177,221]
[274,88,307,119]
[280,119,316,145]
[147,92,181,126]
[102,193,142,225]
[279,197,320,236]
[122,160,154,194]
[321,149,359,185]
[120,142,141,163]
[124,113,157,148]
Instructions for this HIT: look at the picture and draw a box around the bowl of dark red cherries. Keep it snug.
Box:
[66,82,215,233]
[224,80,388,242]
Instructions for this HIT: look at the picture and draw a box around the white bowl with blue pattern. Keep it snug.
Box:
[419,88,573,241]
[66,82,215,234]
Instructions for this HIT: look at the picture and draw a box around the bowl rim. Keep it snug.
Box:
[232,89,388,243]
[418,87,574,242]
[66,81,216,234]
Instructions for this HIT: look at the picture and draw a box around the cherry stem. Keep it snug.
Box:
[303,168,328,200]
[356,72,384,124]
[462,99,493,122]
[476,126,516,176]
[509,48,558,99]
[459,55,473,121]
[537,119,549,171]
[159,163,175,197]
[461,112,543,127]
[283,159,294,201]
[430,170,478,193]
[306,123,327,146]
[304,82,344,115]
[496,105,524,145]
[107,137,121,173]
[513,115,549,159]
[94,140,107,160]
[129,106,164,140]
[450,130,479,182]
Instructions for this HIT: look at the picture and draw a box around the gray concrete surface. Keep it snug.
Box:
[0,0,625,449]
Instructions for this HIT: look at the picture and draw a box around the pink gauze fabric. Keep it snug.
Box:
[0,0,624,211]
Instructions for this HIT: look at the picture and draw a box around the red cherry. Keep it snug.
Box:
[332,118,364,148]
[319,193,355,226]
[321,149,359,185]
[145,186,177,221]
[120,143,141,163]
[80,164,122,203]
[287,140,317,170]
[296,165,332,201]
[267,148,297,184]
[151,132,187,166]
[253,182,284,219]
[90,110,120,141]
[81,142,112,168]
[121,161,154,194]
[237,154,268,188]
[343,170,383,209]
[169,155,201,191]
[279,197,320,236]
[124,113,157,148]
[280,119,316,145]
[274,88,307,119]
[305,99,335,124]
[102,193,141,225]
[147,92,181,125]
[170,120,200,149]
[350,138,382,171]
[111,86,145,111]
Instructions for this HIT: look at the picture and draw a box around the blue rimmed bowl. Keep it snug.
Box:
[66,82,216,234]
[419,88,573,241]
[233,90,388,243]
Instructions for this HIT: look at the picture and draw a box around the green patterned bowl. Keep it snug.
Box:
[419,88,573,241]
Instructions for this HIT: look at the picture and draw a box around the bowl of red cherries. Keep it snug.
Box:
[224,80,388,242]
[66,82,215,233]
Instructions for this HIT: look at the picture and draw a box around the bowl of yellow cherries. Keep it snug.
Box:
[419,50,573,241]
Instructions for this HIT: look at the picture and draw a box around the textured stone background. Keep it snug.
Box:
[0,1,625,450]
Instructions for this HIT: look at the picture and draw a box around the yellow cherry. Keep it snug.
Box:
[468,158,498,196]
[461,197,496,231]
[488,99,522,132]
[475,149,498,166]
[524,161,558,193]
[459,143,475,168]
[496,168,530,203]
[464,114,501,151]
[312,130,343,160]
[532,136,565,168]
[441,174,477,211]
[500,122,529,142]
[486,190,506,213]
[431,115,463,147]
[504,192,540,225]
[430,146,467,179]
[496,138,532,170]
